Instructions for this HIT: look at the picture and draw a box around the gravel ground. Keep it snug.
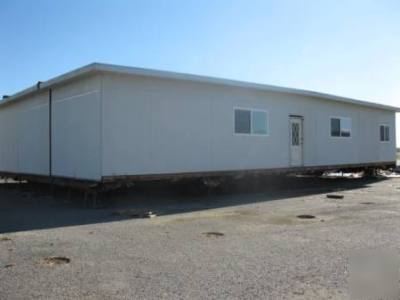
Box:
[0,176,399,299]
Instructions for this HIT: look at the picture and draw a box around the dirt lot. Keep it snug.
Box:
[0,176,400,299]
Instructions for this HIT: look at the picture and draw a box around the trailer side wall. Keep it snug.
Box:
[0,92,50,176]
[51,75,102,180]
[101,73,396,177]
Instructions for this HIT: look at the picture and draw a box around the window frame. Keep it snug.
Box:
[233,107,269,136]
[329,116,352,138]
[379,124,390,142]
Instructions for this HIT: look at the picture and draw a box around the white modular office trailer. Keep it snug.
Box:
[0,63,398,186]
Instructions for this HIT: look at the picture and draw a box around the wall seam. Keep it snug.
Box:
[99,73,104,181]
[49,88,52,177]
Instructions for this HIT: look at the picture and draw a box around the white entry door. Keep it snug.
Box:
[289,117,303,166]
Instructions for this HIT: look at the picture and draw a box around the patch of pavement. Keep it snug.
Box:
[0,177,399,299]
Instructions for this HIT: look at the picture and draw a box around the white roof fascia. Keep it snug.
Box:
[1,62,399,112]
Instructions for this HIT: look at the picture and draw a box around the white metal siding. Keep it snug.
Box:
[0,72,396,181]
[0,92,49,175]
[51,76,102,180]
[102,73,396,177]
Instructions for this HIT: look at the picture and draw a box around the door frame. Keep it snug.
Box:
[289,115,304,167]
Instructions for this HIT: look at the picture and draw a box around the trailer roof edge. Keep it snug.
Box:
[1,62,399,112]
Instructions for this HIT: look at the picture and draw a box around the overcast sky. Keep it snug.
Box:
[0,0,399,146]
